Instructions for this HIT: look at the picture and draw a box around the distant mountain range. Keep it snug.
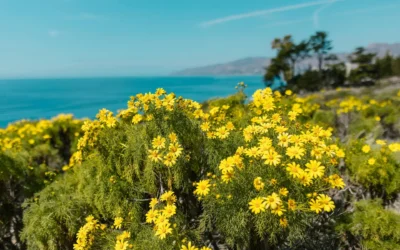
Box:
[172,43,400,76]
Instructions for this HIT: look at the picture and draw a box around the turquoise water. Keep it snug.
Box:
[0,76,264,127]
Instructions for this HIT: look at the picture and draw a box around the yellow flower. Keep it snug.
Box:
[245,147,260,158]
[181,242,199,250]
[160,191,176,205]
[279,188,289,197]
[316,194,335,212]
[215,126,229,139]
[163,153,177,167]
[163,204,177,218]
[368,158,376,165]
[262,149,281,166]
[288,111,298,121]
[152,136,166,150]
[362,145,371,153]
[298,171,312,186]
[113,217,123,229]
[305,160,325,179]
[168,132,178,143]
[200,247,212,250]
[285,89,292,96]
[169,143,183,158]
[148,149,162,163]
[253,177,265,191]
[155,88,166,96]
[336,149,345,158]
[221,170,234,183]
[149,198,158,209]
[132,114,143,124]
[270,178,277,186]
[375,116,381,121]
[155,222,172,239]
[309,199,323,213]
[286,145,305,160]
[200,122,210,132]
[275,125,287,134]
[249,197,266,214]
[287,199,296,211]
[155,214,168,225]
[264,192,281,209]
[328,174,345,189]
[279,217,288,227]
[286,162,302,178]
[194,180,211,196]
[278,133,290,147]
[146,209,158,223]
[271,204,286,216]
[28,139,35,145]
[376,139,386,146]
[219,159,234,173]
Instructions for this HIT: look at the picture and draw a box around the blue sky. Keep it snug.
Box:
[0,0,399,78]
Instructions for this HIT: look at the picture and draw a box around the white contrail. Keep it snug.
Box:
[200,0,345,27]
[313,0,339,28]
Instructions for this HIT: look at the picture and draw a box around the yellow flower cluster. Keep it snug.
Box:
[193,87,346,228]
[388,142,400,152]
[97,108,118,128]
[77,120,102,152]
[0,113,82,176]
[359,140,400,168]
[180,241,212,250]
[118,88,201,122]
[75,109,120,166]
[113,217,123,229]
[115,231,131,250]
[309,194,335,213]
[145,191,177,240]
[326,96,390,115]
[73,215,100,250]
[148,133,183,167]
[0,114,76,151]
[197,105,235,139]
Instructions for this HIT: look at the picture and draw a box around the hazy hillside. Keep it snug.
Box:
[172,43,400,76]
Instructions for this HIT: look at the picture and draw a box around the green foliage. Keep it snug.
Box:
[348,47,378,85]
[1,83,399,250]
[344,140,400,199]
[287,70,323,92]
[337,199,400,250]
[0,115,83,249]
[312,110,336,128]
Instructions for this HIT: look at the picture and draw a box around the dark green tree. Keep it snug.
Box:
[375,53,394,78]
[348,47,377,84]
[265,35,310,84]
[310,31,333,71]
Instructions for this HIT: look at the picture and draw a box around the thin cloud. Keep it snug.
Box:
[313,0,338,29]
[48,30,60,38]
[200,0,345,27]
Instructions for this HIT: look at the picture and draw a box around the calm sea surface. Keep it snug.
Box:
[0,76,264,127]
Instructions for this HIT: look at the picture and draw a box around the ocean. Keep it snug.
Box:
[0,76,265,127]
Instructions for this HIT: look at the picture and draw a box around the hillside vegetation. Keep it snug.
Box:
[1,81,400,250]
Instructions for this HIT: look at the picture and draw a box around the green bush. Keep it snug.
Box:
[337,199,400,250]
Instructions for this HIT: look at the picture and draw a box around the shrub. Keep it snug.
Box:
[21,88,346,250]
[0,115,83,249]
[337,199,400,250]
